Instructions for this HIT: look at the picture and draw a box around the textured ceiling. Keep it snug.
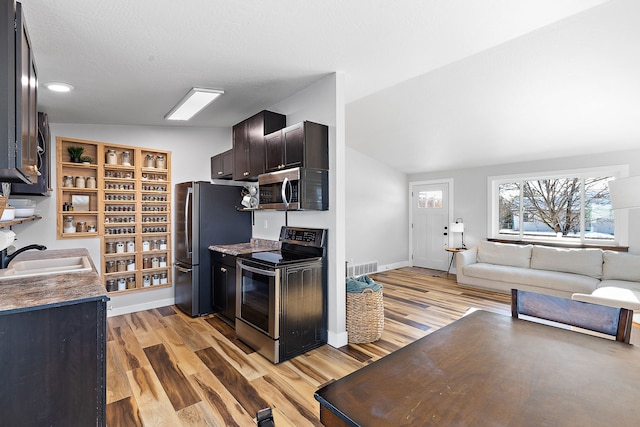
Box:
[19,0,628,173]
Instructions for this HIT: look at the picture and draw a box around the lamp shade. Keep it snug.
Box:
[609,176,640,209]
[450,222,464,233]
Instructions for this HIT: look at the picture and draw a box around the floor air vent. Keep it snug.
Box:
[347,261,378,277]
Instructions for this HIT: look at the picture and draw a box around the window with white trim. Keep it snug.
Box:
[489,167,627,244]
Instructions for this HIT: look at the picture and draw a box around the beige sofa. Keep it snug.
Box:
[456,242,640,311]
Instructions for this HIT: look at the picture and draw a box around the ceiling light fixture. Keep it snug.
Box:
[164,88,224,121]
[44,82,74,93]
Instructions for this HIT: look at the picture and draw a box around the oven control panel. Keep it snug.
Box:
[280,227,326,247]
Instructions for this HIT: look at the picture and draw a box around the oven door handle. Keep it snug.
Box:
[240,263,277,277]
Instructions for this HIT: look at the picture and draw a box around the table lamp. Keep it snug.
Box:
[450,219,465,249]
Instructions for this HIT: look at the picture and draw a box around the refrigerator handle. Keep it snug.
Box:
[185,187,193,258]
[175,264,192,273]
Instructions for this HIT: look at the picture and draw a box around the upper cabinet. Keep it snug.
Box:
[210,149,233,180]
[0,1,39,184]
[264,121,328,173]
[232,110,286,181]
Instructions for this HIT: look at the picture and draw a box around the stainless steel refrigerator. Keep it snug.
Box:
[174,181,251,317]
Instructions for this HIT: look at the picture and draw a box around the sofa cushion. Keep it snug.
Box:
[602,251,640,282]
[530,246,603,279]
[599,279,640,293]
[477,241,532,269]
[463,263,599,294]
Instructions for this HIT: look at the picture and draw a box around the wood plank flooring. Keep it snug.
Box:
[106,267,511,426]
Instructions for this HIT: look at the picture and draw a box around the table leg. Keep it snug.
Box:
[447,252,455,276]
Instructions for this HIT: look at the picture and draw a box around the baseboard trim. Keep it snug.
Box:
[107,297,175,317]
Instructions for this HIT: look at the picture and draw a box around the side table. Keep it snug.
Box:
[445,247,466,276]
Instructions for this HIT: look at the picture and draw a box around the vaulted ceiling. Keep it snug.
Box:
[21,0,637,174]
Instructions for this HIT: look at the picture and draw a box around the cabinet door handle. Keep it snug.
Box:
[217,171,223,175]
[220,267,227,273]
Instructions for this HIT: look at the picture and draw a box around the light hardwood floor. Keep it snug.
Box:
[106,267,511,426]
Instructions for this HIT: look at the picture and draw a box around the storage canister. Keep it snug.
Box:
[106,279,117,292]
[151,257,159,268]
[143,275,150,287]
[76,221,87,233]
[86,176,96,189]
[127,259,135,271]
[126,241,135,252]
[106,149,117,165]
[75,176,85,188]
[159,256,167,267]
[145,154,154,168]
[142,240,150,251]
[117,278,126,291]
[152,274,160,286]
[105,241,115,254]
[159,239,167,250]
[63,216,75,233]
[160,272,168,284]
[155,155,165,169]
[121,150,131,166]
[116,241,125,253]
[126,276,136,289]
[106,261,116,273]
[116,260,126,272]
[143,257,151,269]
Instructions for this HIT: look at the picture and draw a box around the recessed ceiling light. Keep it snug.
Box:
[44,82,74,93]
[165,88,224,121]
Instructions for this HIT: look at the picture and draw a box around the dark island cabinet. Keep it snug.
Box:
[211,251,238,324]
[265,121,328,173]
[233,110,286,181]
[211,148,234,179]
[0,297,108,426]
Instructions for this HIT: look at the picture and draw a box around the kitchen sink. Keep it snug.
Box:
[0,256,92,279]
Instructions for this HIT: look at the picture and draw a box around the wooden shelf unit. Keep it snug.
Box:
[56,137,172,294]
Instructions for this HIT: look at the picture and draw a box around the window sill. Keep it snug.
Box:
[487,237,628,252]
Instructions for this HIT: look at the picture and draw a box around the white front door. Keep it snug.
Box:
[411,183,450,270]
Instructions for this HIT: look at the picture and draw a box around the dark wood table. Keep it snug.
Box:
[315,310,640,426]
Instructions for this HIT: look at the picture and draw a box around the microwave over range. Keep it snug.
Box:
[258,167,328,211]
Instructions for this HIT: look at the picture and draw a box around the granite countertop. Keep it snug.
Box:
[0,248,108,314]
[209,238,280,256]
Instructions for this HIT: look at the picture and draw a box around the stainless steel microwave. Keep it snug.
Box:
[258,167,328,211]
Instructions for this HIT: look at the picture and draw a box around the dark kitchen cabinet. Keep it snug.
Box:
[12,112,50,195]
[0,297,108,426]
[211,250,238,324]
[0,1,39,184]
[210,149,233,180]
[233,110,286,180]
[265,121,329,172]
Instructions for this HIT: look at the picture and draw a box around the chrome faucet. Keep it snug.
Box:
[0,244,47,269]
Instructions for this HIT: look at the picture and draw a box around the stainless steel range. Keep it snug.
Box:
[236,226,327,363]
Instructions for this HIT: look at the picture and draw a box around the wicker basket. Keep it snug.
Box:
[346,287,384,343]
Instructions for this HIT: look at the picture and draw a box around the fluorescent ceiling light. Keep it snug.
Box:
[44,82,74,92]
[164,88,224,121]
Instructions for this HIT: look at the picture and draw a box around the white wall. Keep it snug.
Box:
[254,73,348,347]
[408,148,640,253]
[345,147,409,270]
[12,123,231,315]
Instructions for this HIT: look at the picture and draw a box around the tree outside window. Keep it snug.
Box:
[498,176,614,241]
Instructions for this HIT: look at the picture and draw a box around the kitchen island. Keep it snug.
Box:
[0,248,108,426]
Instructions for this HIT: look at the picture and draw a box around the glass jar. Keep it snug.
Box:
[116,241,125,254]
[151,240,159,251]
[76,221,87,233]
[151,257,159,268]
[143,257,151,269]
[106,149,117,165]
[87,224,96,233]
[142,240,150,251]
[106,279,117,292]
[152,274,160,286]
[143,275,150,287]
[63,175,73,187]
[126,276,136,289]
[75,176,85,188]
[63,216,75,233]
[106,260,116,273]
[105,241,115,254]
[159,239,167,250]
[145,154,155,168]
[160,272,168,285]
[126,259,135,271]
[116,260,126,272]
[159,256,167,267]
[86,176,96,189]
[126,241,135,252]
[117,278,126,291]
[155,155,165,169]
[121,150,131,166]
